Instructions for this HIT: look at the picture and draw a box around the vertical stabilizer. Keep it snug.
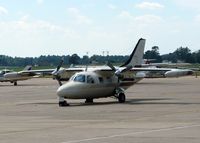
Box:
[121,38,146,67]
[23,65,32,71]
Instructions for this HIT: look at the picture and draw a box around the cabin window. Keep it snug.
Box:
[74,75,85,83]
[106,77,112,82]
[98,77,103,83]
[87,75,95,84]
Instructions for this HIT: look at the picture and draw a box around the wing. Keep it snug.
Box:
[17,67,85,80]
[17,69,56,76]
[90,66,193,79]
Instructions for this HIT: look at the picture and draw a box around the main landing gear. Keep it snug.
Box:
[14,81,17,86]
[11,81,17,86]
[85,98,94,103]
[118,93,126,103]
[115,88,126,103]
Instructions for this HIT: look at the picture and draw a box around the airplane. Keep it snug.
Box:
[0,66,33,86]
[53,38,194,106]
[0,69,13,83]
[56,64,194,107]
[2,38,193,107]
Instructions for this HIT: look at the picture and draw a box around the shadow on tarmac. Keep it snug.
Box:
[17,97,200,107]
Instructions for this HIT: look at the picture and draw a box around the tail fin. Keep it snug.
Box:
[120,38,146,67]
[23,65,32,71]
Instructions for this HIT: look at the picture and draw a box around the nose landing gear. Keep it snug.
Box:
[59,100,69,107]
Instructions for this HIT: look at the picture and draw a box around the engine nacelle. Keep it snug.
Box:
[135,72,146,78]
[165,69,194,78]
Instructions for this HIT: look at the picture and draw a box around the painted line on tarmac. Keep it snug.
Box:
[61,124,200,143]
[24,85,58,89]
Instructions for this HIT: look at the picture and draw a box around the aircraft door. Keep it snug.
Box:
[86,75,95,84]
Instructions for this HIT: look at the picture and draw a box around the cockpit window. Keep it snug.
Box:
[87,75,95,84]
[0,70,11,75]
[74,74,85,83]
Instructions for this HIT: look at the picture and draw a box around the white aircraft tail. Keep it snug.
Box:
[121,38,146,67]
[23,65,32,71]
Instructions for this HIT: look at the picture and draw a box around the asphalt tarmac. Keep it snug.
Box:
[0,77,200,143]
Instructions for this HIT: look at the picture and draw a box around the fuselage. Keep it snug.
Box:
[57,81,117,99]
[3,72,31,81]
[56,70,144,99]
[57,71,118,99]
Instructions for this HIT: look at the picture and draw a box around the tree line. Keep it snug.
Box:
[144,46,200,63]
[0,54,129,67]
[0,46,200,67]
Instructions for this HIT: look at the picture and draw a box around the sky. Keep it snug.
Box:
[0,0,200,57]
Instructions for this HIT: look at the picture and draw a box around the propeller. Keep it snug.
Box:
[107,62,132,79]
[107,62,116,71]
[52,59,64,86]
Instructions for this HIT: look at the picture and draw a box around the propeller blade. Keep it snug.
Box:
[56,59,64,72]
[57,78,62,86]
[52,59,64,86]
[52,59,64,75]
[107,62,116,71]
[120,65,132,73]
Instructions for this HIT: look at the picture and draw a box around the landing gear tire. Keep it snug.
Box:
[85,98,93,103]
[118,93,126,103]
[14,82,17,86]
[59,100,69,107]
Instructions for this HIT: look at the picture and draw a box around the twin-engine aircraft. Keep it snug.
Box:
[52,38,193,106]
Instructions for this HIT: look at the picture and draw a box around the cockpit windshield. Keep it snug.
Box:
[0,70,11,75]
[73,74,85,83]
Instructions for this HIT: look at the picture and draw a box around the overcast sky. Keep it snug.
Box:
[0,0,200,57]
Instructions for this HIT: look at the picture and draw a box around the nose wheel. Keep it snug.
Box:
[59,100,69,107]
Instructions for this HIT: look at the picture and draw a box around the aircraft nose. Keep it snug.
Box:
[57,82,82,99]
[4,72,18,79]
[57,85,67,97]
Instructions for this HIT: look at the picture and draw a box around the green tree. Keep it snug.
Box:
[144,46,162,62]
[174,47,195,63]
[69,54,80,65]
